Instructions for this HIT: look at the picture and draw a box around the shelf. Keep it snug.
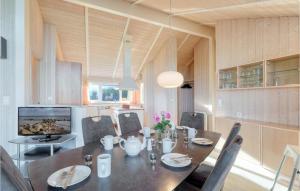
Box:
[238,61,264,88]
[219,67,237,89]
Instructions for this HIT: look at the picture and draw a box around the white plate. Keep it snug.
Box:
[100,136,121,145]
[139,129,155,135]
[47,165,91,188]
[161,153,192,168]
[176,126,189,130]
[192,138,213,146]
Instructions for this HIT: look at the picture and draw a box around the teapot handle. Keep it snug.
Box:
[119,138,126,150]
[171,140,177,151]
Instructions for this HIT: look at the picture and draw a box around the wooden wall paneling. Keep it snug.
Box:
[231,20,238,67]
[262,126,298,176]
[288,87,299,126]
[56,62,82,105]
[255,18,264,62]
[248,19,256,63]
[263,18,280,59]
[239,121,261,165]
[39,24,56,104]
[288,16,299,55]
[223,20,232,68]
[194,38,212,128]
[278,88,288,125]
[247,89,256,120]
[239,19,249,65]
[255,89,265,121]
[263,89,280,124]
[215,21,221,70]
[30,0,44,59]
[279,17,289,57]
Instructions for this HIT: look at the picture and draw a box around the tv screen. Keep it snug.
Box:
[18,107,71,136]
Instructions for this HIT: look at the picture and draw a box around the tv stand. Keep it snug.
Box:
[8,134,76,168]
[32,135,62,142]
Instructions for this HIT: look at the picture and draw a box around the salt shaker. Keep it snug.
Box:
[147,138,152,151]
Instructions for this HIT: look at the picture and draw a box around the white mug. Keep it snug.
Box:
[101,135,114,150]
[162,138,177,154]
[97,154,111,178]
[143,127,151,138]
[188,128,198,139]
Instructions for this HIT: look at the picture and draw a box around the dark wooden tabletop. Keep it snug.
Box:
[28,131,220,191]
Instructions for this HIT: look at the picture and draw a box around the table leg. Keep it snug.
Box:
[271,155,286,191]
[17,144,20,169]
[50,145,54,156]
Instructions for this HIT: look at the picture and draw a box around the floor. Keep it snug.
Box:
[206,141,300,191]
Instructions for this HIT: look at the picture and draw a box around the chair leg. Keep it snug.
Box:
[288,168,298,191]
[271,155,287,191]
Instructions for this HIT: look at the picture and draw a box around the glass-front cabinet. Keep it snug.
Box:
[219,67,237,89]
[239,62,264,88]
[266,55,299,87]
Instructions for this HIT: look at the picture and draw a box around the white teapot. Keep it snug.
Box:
[119,136,144,156]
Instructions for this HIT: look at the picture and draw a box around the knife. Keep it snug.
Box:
[62,165,76,189]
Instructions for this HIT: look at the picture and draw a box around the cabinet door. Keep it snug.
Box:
[239,121,261,165]
[215,117,235,151]
[262,126,298,176]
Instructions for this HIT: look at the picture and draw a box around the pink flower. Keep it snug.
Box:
[153,114,161,123]
[165,112,171,119]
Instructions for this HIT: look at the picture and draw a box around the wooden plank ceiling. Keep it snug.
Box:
[38,0,199,79]
[127,0,299,25]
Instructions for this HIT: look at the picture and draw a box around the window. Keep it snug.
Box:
[88,83,133,103]
[102,85,120,101]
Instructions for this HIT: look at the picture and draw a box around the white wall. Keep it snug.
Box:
[0,0,26,155]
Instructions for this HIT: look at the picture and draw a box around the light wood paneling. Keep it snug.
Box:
[39,24,56,104]
[262,126,298,176]
[130,0,299,25]
[56,62,82,105]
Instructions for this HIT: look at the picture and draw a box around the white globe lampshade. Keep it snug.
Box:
[157,71,184,88]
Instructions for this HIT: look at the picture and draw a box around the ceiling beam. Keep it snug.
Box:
[135,27,163,79]
[64,0,214,38]
[131,0,145,5]
[185,57,194,66]
[85,7,90,77]
[172,0,272,16]
[112,18,130,78]
[177,34,190,52]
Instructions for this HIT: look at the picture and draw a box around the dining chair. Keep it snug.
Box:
[175,135,243,191]
[0,146,33,191]
[118,112,142,135]
[185,122,241,188]
[180,112,207,130]
[82,115,116,145]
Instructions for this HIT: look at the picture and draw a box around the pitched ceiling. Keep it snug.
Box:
[38,0,199,79]
[127,0,299,25]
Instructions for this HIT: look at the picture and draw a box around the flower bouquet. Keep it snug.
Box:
[153,111,172,142]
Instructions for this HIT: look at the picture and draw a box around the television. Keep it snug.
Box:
[18,107,71,137]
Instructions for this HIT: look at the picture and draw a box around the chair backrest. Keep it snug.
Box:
[0,146,33,191]
[180,112,206,130]
[201,136,243,191]
[118,112,142,135]
[82,116,116,145]
[218,122,241,159]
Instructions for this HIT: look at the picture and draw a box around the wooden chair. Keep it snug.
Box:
[118,112,142,135]
[82,116,116,145]
[175,135,243,191]
[180,112,207,130]
[0,146,33,191]
[185,123,241,188]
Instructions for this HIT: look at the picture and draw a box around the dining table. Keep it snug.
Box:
[28,130,221,191]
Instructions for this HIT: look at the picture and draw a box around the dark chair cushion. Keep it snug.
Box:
[82,116,116,145]
[175,181,201,191]
[0,146,33,191]
[180,112,205,130]
[186,163,213,188]
[118,112,142,135]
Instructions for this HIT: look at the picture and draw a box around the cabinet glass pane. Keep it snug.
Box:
[239,62,264,88]
[219,68,237,89]
[267,55,299,87]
